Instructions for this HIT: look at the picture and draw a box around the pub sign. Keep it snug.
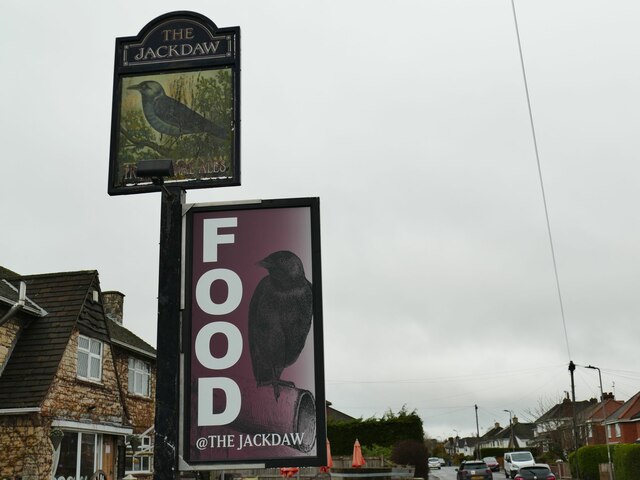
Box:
[108,11,240,195]
[182,198,326,467]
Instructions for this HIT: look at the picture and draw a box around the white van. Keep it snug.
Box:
[503,451,535,478]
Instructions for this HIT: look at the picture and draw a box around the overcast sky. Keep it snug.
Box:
[2,0,640,440]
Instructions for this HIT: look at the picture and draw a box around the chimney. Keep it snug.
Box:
[495,422,500,429]
[512,416,518,424]
[603,392,615,401]
[102,291,125,325]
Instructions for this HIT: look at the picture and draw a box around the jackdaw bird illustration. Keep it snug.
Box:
[127,80,228,138]
[248,251,313,401]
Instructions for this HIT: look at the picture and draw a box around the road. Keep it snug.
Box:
[428,466,457,480]
[428,465,504,480]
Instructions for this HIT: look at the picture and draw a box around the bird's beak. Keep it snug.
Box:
[258,258,272,269]
[127,84,141,91]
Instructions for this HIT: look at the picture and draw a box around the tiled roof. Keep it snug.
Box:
[608,392,640,422]
[480,425,503,440]
[106,318,156,359]
[0,266,18,278]
[0,270,100,409]
[0,279,48,317]
[536,399,596,423]
[583,399,624,422]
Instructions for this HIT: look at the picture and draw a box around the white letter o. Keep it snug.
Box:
[196,268,242,315]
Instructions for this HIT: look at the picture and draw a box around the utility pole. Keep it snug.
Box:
[475,405,481,460]
[569,361,581,480]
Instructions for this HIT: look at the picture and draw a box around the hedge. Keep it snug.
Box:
[611,444,640,480]
[327,410,424,455]
[571,444,640,480]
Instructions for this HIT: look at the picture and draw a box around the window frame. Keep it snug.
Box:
[125,434,154,474]
[77,335,103,382]
[128,357,151,397]
[54,431,103,478]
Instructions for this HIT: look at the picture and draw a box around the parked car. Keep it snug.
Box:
[456,460,493,479]
[439,457,446,467]
[513,464,555,480]
[504,451,535,478]
[483,456,500,472]
[428,457,441,469]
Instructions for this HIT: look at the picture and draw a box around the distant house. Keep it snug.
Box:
[501,417,535,449]
[326,401,356,423]
[478,422,504,450]
[457,436,478,457]
[533,395,597,452]
[582,394,623,446]
[0,268,155,480]
[478,418,535,450]
[603,391,640,444]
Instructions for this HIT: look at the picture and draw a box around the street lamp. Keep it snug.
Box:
[503,410,513,449]
[586,365,614,480]
[453,429,459,456]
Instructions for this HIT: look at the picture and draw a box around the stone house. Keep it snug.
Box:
[0,267,155,480]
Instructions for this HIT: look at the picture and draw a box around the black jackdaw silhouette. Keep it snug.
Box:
[128,80,228,138]
[248,251,313,401]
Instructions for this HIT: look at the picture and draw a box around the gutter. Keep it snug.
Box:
[0,281,26,327]
[0,407,41,415]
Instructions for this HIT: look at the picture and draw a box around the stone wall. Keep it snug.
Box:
[41,330,125,424]
[0,316,21,372]
[0,414,52,480]
[112,347,156,433]
[1,329,129,479]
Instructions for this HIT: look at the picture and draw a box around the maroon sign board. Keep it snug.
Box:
[108,11,240,195]
[182,198,326,467]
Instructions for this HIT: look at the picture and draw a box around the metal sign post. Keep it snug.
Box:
[154,186,185,479]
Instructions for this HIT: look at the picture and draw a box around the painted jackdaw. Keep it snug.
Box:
[128,80,228,138]
[248,250,313,401]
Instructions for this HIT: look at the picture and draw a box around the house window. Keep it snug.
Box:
[77,335,102,382]
[588,424,593,438]
[126,435,153,473]
[615,424,621,438]
[54,431,102,479]
[128,357,151,396]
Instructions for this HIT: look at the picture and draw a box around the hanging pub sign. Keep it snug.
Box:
[108,11,240,195]
[182,197,326,468]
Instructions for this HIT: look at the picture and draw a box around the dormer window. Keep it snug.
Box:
[77,335,102,382]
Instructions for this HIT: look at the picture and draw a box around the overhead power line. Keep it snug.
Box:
[510,0,572,360]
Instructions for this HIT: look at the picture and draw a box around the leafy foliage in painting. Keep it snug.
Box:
[117,69,233,185]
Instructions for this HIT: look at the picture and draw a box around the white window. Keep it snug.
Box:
[128,357,151,397]
[588,424,593,438]
[126,435,153,473]
[77,335,102,382]
[615,424,621,438]
[54,431,103,479]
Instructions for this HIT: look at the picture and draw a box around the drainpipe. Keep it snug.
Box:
[0,281,27,327]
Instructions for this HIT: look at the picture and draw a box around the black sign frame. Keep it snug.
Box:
[181,197,327,468]
[108,11,240,195]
